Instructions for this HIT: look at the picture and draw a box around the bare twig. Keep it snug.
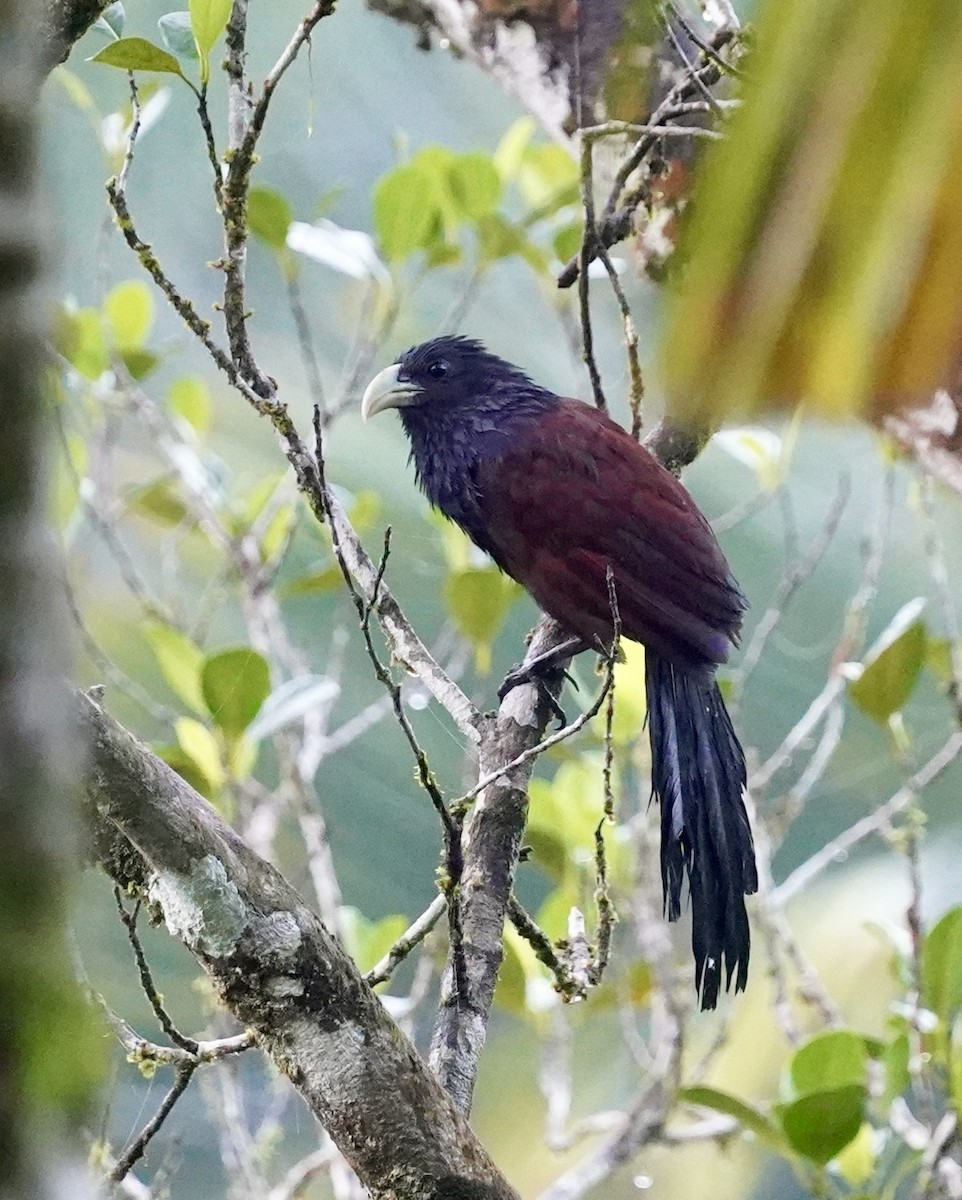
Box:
[774,731,962,905]
[452,657,615,809]
[365,894,447,987]
[730,473,851,710]
[576,135,606,411]
[920,474,962,721]
[109,1062,197,1183]
[114,889,199,1054]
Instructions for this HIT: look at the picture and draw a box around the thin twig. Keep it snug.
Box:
[221,0,338,397]
[108,1062,197,1182]
[313,426,453,838]
[365,894,447,987]
[594,244,645,438]
[114,889,199,1053]
[920,474,962,722]
[286,270,327,411]
[581,120,722,142]
[558,38,736,288]
[730,473,851,710]
[774,731,962,905]
[665,3,745,79]
[452,660,615,809]
[576,135,606,411]
[117,74,141,192]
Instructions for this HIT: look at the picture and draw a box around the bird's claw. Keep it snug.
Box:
[498,662,569,727]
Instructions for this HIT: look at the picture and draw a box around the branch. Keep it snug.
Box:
[429,616,570,1112]
[40,0,109,72]
[535,1081,671,1200]
[221,0,338,397]
[883,389,962,501]
[773,730,962,905]
[77,689,517,1200]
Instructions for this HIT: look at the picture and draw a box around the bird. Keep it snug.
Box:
[361,335,757,1009]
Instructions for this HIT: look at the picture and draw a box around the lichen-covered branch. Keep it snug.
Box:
[77,690,518,1200]
[429,617,570,1112]
[40,0,109,71]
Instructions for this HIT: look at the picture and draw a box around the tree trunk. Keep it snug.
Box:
[0,1,96,1196]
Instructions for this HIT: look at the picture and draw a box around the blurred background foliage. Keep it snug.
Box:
[45,0,962,1196]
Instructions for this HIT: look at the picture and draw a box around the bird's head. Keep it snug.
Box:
[360,336,554,424]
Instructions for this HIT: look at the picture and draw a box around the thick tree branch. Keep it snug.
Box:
[429,617,568,1113]
[40,0,108,72]
[77,690,518,1200]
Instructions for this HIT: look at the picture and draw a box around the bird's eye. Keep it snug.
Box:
[427,360,449,379]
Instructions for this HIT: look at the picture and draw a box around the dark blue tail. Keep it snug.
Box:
[645,651,757,1009]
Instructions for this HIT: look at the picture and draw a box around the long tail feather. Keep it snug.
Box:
[645,650,758,1009]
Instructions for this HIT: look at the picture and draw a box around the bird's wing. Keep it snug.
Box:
[475,400,745,670]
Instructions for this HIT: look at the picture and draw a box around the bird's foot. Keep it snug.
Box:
[498,662,569,726]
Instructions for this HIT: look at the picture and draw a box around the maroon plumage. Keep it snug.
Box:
[472,400,744,672]
[362,337,758,1008]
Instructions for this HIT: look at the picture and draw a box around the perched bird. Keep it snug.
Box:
[361,336,757,1008]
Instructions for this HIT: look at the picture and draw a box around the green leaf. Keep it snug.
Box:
[126,477,191,527]
[51,67,98,114]
[340,908,409,975]
[527,759,613,886]
[552,220,583,265]
[260,503,296,563]
[280,565,343,597]
[680,1086,789,1153]
[174,717,224,792]
[494,116,536,182]
[373,163,439,263]
[89,36,185,76]
[168,376,211,434]
[248,186,294,251]
[922,906,962,1033]
[157,743,216,798]
[349,490,382,534]
[189,0,231,81]
[477,214,546,271]
[158,11,198,61]
[926,636,960,684]
[443,566,519,673]
[517,144,579,210]
[883,1028,910,1102]
[494,922,551,1016]
[119,348,159,380]
[493,924,528,1015]
[789,1031,868,1095]
[833,1121,877,1186]
[104,279,153,350]
[236,471,286,526]
[51,431,88,530]
[53,306,108,380]
[143,621,206,715]
[949,1017,962,1120]
[849,599,927,723]
[608,640,648,745]
[447,152,501,220]
[201,647,271,738]
[778,1084,865,1165]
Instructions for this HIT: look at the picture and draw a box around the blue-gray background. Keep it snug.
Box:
[46,3,962,1195]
